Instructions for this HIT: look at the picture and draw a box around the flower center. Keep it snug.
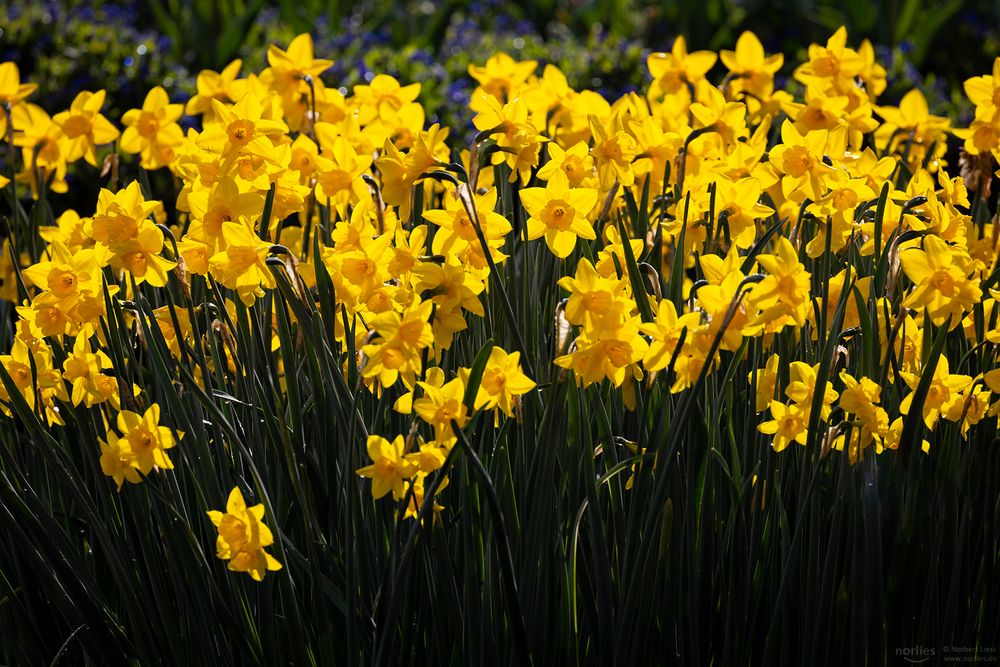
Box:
[319,170,352,194]
[397,320,426,345]
[61,114,93,138]
[122,251,149,276]
[783,147,813,177]
[605,340,631,367]
[49,268,78,298]
[227,119,256,147]
[931,269,956,296]
[482,368,507,394]
[543,200,575,230]
[227,246,260,272]
[128,430,154,453]
[137,112,160,137]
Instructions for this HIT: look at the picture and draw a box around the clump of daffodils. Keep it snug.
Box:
[2,27,1000,585]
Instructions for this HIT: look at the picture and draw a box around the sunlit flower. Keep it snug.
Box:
[899,235,982,329]
[100,403,180,484]
[758,401,808,452]
[461,347,535,417]
[53,90,120,166]
[413,378,469,441]
[207,487,283,581]
[121,86,185,170]
[0,61,37,105]
[356,435,416,500]
[520,170,599,258]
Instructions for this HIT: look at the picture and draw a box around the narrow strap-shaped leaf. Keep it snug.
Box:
[898,318,948,464]
[617,216,654,323]
[463,340,494,413]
